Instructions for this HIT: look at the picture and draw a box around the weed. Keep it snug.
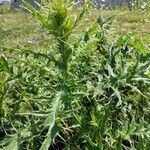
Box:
[0,0,150,149]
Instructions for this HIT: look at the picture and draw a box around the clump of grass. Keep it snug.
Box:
[0,0,150,149]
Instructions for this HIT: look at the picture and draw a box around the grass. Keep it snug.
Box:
[0,6,51,49]
[0,2,150,149]
[0,6,150,49]
[94,9,150,45]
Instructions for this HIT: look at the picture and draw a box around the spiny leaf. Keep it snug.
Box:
[40,91,62,150]
[0,134,21,150]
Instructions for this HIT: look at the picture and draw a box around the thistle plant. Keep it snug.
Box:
[0,0,150,150]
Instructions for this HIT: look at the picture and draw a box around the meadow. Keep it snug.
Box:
[0,1,150,150]
[0,5,150,49]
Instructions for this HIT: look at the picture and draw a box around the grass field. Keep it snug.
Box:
[0,6,150,49]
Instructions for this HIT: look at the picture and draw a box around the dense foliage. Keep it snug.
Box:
[0,0,150,149]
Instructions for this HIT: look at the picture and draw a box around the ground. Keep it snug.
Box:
[0,6,150,49]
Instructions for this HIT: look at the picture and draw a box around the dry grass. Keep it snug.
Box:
[0,6,150,48]
[93,9,150,45]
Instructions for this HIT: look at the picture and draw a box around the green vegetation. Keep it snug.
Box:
[0,1,150,149]
[0,5,150,48]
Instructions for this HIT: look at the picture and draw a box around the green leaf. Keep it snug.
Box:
[0,55,9,72]
[110,86,122,106]
[22,0,37,16]
[0,134,22,150]
[40,92,62,150]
